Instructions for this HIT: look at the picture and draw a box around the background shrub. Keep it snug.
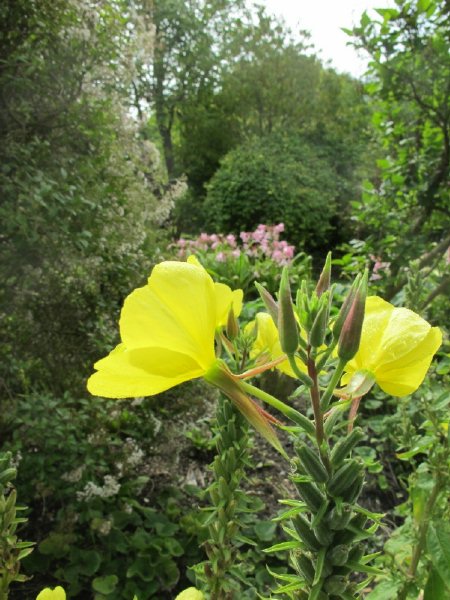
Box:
[203,133,339,252]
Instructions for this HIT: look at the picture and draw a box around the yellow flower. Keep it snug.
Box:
[175,587,205,600]
[87,259,283,453]
[341,296,442,397]
[36,587,66,600]
[88,259,242,398]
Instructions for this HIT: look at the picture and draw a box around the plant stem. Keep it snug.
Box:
[320,358,347,411]
[398,473,443,600]
[204,396,249,599]
[307,348,324,448]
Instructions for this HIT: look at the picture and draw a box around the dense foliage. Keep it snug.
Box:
[203,134,338,251]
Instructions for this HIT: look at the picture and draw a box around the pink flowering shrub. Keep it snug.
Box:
[175,224,295,266]
[169,224,311,297]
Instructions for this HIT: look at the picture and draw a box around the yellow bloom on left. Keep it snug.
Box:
[36,587,66,600]
[88,259,242,398]
[87,259,284,453]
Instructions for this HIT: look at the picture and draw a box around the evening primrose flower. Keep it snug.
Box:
[87,259,283,452]
[36,587,66,600]
[341,296,442,397]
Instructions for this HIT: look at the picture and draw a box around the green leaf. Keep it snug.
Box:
[424,568,447,599]
[254,521,277,542]
[72,549,102,576]
[92,575,119,595]
[427,522,450,587]
[366,579,401,599]
[263,540,300,553]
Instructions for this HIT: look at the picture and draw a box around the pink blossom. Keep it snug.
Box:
[232,249,241,258]
[369,254,390,281]
[283,246,295,260]
[252,230,265,242]
[226,234,237,247]
[274,223,285,234]
[240,231,250,243]
[272,250,284,262]
[215,252,226,262]
[177,238,187,248]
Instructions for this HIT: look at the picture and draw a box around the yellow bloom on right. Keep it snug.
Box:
[341,296,442,397]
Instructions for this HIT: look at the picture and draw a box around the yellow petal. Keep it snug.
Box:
[351,296,393,371]
[87,343,204,398]
[214,283,243,327]
[36,587,66,600]
[120,262,216,370]
[175,588,205,600]
[249,313,305,378]
[376,330,442,397]
[186,255,243,326]
[343,296,442,397]
[376,320,442,371]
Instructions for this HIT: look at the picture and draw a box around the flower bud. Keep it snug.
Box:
[332,273,361,341]
[255,282,278,324]
[309,291,330,348]
[337,271,367,361]
[315,252,331,297]
[226,305,239,340]
[277,267,299,355]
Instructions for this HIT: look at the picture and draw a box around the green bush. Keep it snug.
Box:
[203,134,338,251]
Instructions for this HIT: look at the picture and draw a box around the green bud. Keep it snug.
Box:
[324,575,348,594]
[316,252,332,297]
[326,504,353,530]
[255,282,278,324]
[309,291,330,348]
[332,273,361,341]
[277,267,299,355]
[296,443,329,484]
[326,544,350,566]
[226,305,239,340]
[327,459,363,497]
[297,554,315,584]
[330,428,365,469]
[337,270,368,362]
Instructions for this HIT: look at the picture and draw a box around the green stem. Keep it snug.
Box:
[316,338,338,371]
[204,396,249,600]
[320,358,347,412]
[240,381,315,436]
[307,348,325,450]
[398,473,443,600]
[287,354,313,387]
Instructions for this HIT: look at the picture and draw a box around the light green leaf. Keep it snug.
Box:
[427,522,450,588]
